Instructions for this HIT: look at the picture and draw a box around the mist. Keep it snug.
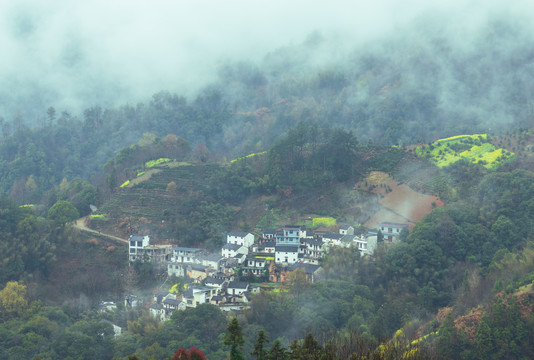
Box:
[2,0,534,133]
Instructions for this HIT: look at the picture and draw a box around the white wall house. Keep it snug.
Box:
[339,225,355,236]
[275,245,299,265]
[222,243,248,258]
[171,247,202,263]
[227,231,254,247]
[128,235,172,263]
[128,235,150,262]
[377,222,408,243]
[227,281,249,296]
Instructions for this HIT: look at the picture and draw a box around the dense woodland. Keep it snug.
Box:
[0,16,534,360]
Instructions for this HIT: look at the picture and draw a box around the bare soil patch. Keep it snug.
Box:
[360,171,443,230]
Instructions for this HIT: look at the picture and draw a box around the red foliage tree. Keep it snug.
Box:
[189,348,207,360]
[172,347,190,360]
[172,347,206,360]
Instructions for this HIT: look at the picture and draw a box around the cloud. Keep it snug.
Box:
[2,0,534,121]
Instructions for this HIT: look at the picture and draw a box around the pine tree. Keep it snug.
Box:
[224,317,245,360]
[251,330,269,360]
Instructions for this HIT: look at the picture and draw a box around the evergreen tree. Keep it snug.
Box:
[251,330,269,360]
[224,317,245,360]
[267,340,288,360]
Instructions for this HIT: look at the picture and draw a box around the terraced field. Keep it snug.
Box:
[98,163,222,236]
[416,134,514,169]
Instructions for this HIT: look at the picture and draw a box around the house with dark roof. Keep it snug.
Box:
[222,243,248,258]
[227,281,249,296]
[377,222,408,243]
[321,232,344,246]
[254,238,276,254]
[204,277,227,293]
[167,262,189,278]
[287,263,324,283]
[150,303,166,321]
[227,231,254,247]
[186,263,214,283]
[303,238,324,259]
[242,257,267,277]
[275,245,299,265]
[200,253,223,271]
[339,225,355,235]
[171,247,202,263]
[262,229,277,239]
[223,243,247,257]
[163,298,181,312]
[182,285,218,308]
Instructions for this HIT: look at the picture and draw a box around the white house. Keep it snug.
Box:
[168,263,187,277]
[222,243,248,258]
[322,232,344,247]
[242,257,267,277]
[354,234,377,256]
[128,235,172,264]
[303,238,324,259]
[150,303,166,321]
[254,239,276,254]
[128,235,150,262]
[204,277,227,293]
[227,281,249,296]
[377,222,408,243]
[171,247,202,263]
[262,229,277,239]
[200,253,223,271]
[339,225,355,236]
[227,231,254,247]
[183,285,217,308]
[275,245,299,265]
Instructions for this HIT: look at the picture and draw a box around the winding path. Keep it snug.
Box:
[73,217,129,244]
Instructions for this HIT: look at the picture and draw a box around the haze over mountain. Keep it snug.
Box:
[3,0,534,126]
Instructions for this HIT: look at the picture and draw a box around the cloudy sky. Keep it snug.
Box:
[1,0,532,120]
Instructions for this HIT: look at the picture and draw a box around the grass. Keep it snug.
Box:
[230,151,268,163]
[312,217,337,227]
[90,214,109,221]
[145,158,172,168]
[416,134,514,170]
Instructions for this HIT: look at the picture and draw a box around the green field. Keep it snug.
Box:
[416,134,514,169]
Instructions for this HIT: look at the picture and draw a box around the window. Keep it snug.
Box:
[388,228,392,232]
[137,241,142,246]
[130,241,135,246]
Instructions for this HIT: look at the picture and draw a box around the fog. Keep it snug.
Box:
[2,0,534,124]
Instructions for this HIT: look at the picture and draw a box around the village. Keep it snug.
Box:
[99,221,409,324]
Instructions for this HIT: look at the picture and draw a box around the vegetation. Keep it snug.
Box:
[3,20,534,357]
[416,134,514,169]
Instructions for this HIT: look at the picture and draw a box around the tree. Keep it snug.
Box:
[267,340,288,360]
[48,200,79,226]
[377,230,384,243]
[167,181,177,193]
[172,347,207,360]
[47,106,56,127]
[224,317,245,360]
[173,347,191,360]
[252,330,269,360]
[0,281,28,319]
[286,268,309,305]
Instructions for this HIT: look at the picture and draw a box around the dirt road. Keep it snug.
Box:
[73,217,129,244]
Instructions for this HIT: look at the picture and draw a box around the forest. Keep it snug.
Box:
[0,12,534,360]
